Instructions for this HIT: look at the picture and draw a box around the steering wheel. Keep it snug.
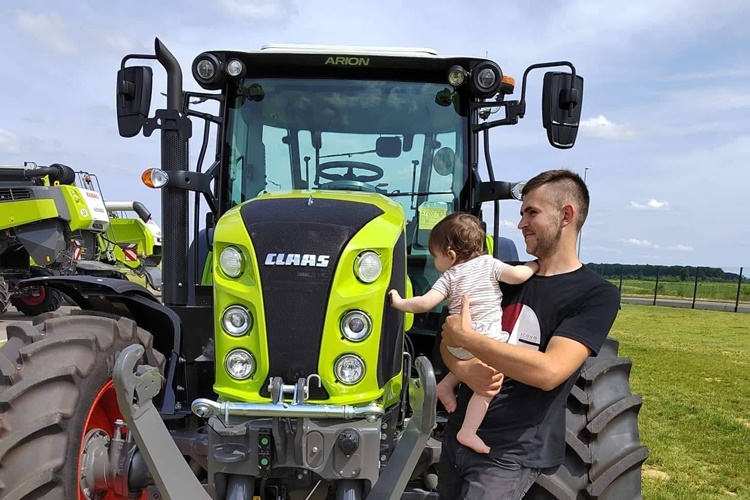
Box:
[318,161,384,183]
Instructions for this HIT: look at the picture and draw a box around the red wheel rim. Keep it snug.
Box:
[20,286,46,306]
[78,380,147,500]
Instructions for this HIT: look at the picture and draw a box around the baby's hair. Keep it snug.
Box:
[428,212,485,263]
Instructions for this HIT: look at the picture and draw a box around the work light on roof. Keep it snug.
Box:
[226,59,244,77]
[448,65,467,87]
[470,61,503,98]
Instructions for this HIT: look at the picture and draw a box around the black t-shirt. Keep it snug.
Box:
[446,264,620,468]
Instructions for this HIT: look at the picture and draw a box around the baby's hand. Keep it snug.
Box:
[388,289,403,305]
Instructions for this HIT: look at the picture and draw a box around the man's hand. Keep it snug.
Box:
[441,295,478,349]
[440,340,504,397]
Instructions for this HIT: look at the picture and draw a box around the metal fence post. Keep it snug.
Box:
[653,266,660,305]
[692,266,699,309]
[735,267,743,313]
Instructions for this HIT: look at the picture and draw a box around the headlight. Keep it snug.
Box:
[196,59,216,80]
[448,65,467,87]
[354,251,382,283]
[226,59,244,77]
[225,349,256,380]
[222,306,252,336]
[219,246,244,278]
[476,67,497,90]
[340,310,372,342]
[334,354,365,385]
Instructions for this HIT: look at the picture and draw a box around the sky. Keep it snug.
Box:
[1,0,749,271]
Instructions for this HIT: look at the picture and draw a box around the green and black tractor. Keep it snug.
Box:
[0,39,646,499]
[0,162,162,316]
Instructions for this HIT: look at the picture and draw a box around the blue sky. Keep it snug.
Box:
[1,0,749,270]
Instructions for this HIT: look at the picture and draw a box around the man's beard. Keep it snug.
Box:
[530,221,563,258]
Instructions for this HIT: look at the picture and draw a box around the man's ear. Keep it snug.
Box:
[561,204,576,227]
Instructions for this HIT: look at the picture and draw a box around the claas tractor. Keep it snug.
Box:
[0,38,646,499]
[0,162,161,316]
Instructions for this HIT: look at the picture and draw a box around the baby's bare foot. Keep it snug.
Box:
[437,383,457,412]
[457,429,491,454]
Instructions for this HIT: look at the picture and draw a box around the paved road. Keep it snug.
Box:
[621,296,750,313]
[0,305,79,342]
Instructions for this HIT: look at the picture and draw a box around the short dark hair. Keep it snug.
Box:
[521,169,590,230]
[428,212,485,262]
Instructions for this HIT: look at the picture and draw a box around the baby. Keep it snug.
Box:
[389,212,537,454]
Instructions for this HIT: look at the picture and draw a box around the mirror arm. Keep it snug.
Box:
[472,100,526,132]
[519,61,577,116]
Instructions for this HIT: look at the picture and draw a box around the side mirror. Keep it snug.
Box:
[376,137,402,158]
[542,72,584,149]
[116,66,153,138]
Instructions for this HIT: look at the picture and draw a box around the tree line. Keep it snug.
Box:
[586,263,745,282]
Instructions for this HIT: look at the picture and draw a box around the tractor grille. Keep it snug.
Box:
[240,197,383,399]
[0,188,33,202]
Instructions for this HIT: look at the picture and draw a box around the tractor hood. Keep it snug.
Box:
[211,191,407,405]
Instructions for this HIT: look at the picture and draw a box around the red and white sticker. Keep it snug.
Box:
[120,243,139,262]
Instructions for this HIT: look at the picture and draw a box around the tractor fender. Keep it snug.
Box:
[18,275,180,354]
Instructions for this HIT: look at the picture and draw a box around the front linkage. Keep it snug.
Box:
[112,344,437,499]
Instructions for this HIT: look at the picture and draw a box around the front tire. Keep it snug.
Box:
[0,277,10,314]
[0,310,165,499]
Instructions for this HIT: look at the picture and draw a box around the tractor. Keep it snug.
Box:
[0,38,646,499]
[0,162,162,316]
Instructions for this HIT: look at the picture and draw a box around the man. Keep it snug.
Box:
[436,169,621,499]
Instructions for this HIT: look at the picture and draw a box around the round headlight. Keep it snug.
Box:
[226,59,244,77]
[196,59,216,81]
[334,354,365,385]
[225,349,256,380]
[219,246,244,278]
[448,65,466,87]
[476,67,497,90]
[222,305,252,336]
[354,251,382,283]
[340,310,372,342]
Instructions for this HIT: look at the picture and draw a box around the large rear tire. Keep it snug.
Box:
[527,337,648,499]
[0,310,165,499]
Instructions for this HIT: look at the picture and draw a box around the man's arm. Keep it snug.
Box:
[455,333,591,391]
[441,293,616,391]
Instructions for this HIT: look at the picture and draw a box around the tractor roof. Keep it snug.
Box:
[259,43,442,59]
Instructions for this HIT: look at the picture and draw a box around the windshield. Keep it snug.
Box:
[224,78,467,242]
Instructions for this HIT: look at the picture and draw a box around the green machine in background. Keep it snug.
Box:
[0,162,162,315]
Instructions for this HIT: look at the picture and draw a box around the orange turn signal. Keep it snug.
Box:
[142,169,156,188]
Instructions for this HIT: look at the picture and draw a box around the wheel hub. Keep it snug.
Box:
[79,429,111,499]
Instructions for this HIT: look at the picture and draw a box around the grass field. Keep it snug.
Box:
[611,304,750,499]
[606,278,750,303]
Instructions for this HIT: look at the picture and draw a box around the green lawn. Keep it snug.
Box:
[606,278,750,303]
[611,304,750,499]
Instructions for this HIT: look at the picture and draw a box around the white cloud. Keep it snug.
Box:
[15,12,76,55]
[619,238,660,249]
[102,33,139,53]
[628,199,670,210]
[671,244,694,252]
[217,0,295,19]
[0,130,21,154]
[580,115,637,141]
[499,219,517,228]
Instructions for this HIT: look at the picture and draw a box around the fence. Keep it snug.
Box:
[587,264,749,313]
